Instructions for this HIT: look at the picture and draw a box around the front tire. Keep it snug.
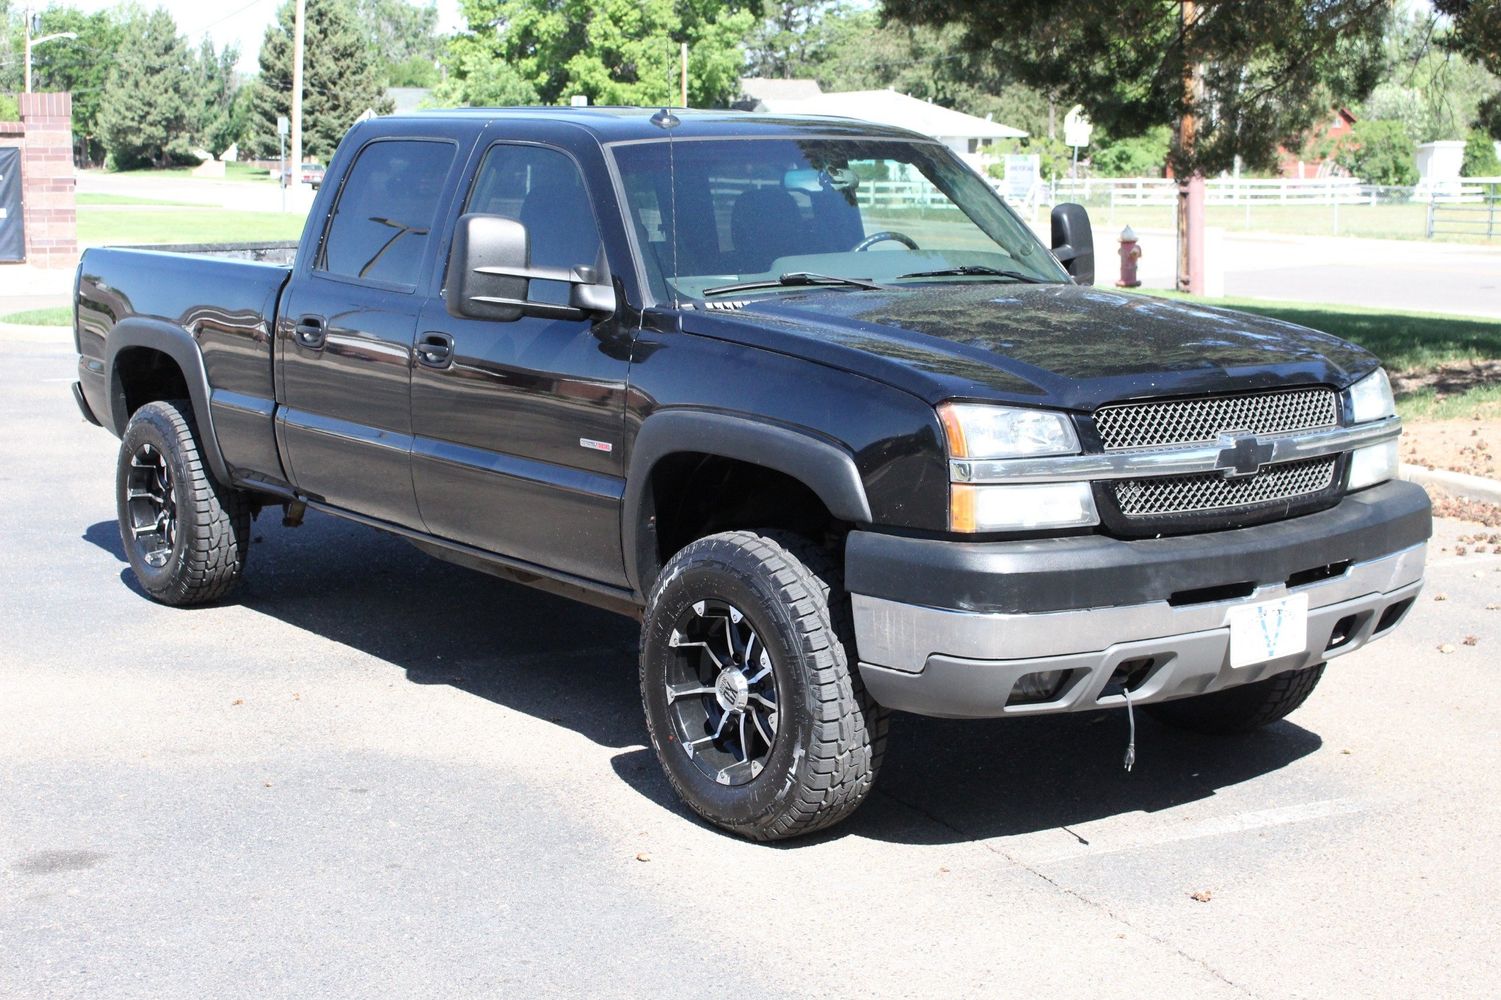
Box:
[1148,663,1326,734]
[640,530,888,841]
[116,400,250,606]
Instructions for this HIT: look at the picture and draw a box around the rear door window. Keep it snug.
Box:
[317,139,457,288]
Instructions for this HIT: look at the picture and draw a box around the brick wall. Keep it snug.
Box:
[0,92,78,268]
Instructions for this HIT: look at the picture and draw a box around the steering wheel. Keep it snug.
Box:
[853,230,920,252]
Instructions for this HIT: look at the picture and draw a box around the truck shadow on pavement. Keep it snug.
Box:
[85,514,1322,847]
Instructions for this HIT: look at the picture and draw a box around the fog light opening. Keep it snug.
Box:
[1325,614,1360,651]
[1375,597,1415,634]
[1007,669,1072,707]
[1105,656,1157,696]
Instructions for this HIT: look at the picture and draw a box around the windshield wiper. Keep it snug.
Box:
[701,271,883,297]
[896,265,1048,284]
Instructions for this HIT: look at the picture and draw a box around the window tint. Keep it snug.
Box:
[466,145,601,271]
[318,140,455,286]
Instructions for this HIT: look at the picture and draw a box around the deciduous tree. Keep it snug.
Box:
[881,0,1392,175]
[438,0,755,108]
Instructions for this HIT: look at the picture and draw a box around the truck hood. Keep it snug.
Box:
[682,284,1379,411]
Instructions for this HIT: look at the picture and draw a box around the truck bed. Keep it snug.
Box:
[75,245,293,485]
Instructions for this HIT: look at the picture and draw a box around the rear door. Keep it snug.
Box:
[275,127,467,527]
[409,126,639,586]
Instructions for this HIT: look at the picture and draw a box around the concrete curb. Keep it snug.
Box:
[1401,463,1501,506]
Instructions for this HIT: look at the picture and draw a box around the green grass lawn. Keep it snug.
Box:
[0,306,71,325]
[78,206,306,245]
[77,193,204,208]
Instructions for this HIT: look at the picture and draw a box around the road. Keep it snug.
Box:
[3,325,1499,999]
[1131,229,1501,319]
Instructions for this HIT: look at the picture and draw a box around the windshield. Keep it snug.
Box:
[609,136,1067,303]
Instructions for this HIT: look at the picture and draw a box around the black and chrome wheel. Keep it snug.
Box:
[663,598,780,786]
[115,400,250,606]
[640,530,888,841]
[124,442,177,568]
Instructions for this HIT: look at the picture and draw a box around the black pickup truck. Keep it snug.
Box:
[72,108,1429,840]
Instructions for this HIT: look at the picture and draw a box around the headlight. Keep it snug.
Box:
[938,402,1080,459]
[1347,369,1396,423]
[951,482,1100,532]
[1348,440,1400,491]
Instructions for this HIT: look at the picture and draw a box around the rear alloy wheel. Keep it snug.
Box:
[116,400,250,606]
[640,530,888,841]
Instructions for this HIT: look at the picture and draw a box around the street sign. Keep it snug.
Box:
[277,116,289,138]
[1063,105,1093,148]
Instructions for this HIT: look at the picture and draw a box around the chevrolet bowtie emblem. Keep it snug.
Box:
[1215,433,1276,478]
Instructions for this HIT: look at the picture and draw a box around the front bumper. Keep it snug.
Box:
[847,480,1431,719]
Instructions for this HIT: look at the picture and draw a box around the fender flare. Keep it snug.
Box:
[105,318,233,486]
[622,409,872,596]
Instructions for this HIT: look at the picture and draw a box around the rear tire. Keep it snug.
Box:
[116,400,250,606]
[639,530,888,841]
[1147,663,1325,734]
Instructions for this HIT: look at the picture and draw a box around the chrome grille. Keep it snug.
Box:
[1114,457,1337,517]
[1095,388,1337,450]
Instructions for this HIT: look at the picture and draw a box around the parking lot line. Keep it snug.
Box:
[1003,796,1372,867]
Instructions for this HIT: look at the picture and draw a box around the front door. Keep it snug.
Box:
[410,140,633,586]
[277,136,461,527]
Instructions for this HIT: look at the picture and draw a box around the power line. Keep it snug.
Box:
[183,0,277,39]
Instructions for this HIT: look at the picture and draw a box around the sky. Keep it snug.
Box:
[63,0,465,73]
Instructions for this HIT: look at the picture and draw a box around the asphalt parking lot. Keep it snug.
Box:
[3,325,1499,999]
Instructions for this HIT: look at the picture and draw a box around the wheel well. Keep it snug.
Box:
[113,347,191,422]
[646,453,840,580]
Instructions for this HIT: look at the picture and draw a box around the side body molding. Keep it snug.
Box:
[622,409,873,596]
[104,318,234,486]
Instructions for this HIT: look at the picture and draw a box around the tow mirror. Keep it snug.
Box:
[445,213,616,323]
[1050,203,1095,286]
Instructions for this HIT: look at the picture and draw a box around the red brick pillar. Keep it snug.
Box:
[19,92,77,268]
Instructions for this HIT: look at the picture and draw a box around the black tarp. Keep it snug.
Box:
[0,148,24,261]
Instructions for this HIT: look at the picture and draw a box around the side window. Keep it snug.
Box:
[465,144,602,271]
[317,139,456,287]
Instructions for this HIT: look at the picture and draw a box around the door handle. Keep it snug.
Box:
[415,332,454,369]
[294,314,326,349]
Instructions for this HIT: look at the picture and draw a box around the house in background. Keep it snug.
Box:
[1278,108,1357,179]
[736,78,1027,170]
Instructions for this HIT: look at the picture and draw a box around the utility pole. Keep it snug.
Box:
[680,42,688,108]
[1176,0,1205,295]
[290,0,306,189]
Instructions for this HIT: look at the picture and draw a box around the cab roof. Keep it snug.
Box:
[390,106,935,144]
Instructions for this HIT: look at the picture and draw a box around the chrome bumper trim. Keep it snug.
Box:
[852,542,1425,675]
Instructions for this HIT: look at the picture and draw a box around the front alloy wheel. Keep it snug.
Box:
[640,530,887,841]
[664,599,780,786]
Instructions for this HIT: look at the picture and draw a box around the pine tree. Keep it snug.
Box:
[96,9,198,170]
[243,0,395,162]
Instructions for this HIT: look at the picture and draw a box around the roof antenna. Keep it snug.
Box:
[651,108,681,306]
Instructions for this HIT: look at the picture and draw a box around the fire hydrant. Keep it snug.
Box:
[1117,226,1142,288]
